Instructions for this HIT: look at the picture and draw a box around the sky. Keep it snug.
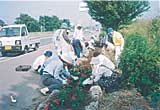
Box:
[0,0,159,26]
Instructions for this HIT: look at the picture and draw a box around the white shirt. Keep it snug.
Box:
[32,55,46,70]
[73,28,84,41]
[53,29,73,55]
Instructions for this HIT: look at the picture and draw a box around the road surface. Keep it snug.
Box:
[0,37,57,110]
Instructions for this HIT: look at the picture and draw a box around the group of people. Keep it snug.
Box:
[32,23,87,95]
[53,23,85,58]
[32,23,123,95]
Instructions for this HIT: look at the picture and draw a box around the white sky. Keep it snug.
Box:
[0,0,159,26]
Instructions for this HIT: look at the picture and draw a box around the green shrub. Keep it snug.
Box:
[119,33,160,106]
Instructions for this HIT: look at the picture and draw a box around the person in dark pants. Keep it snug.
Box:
[71,38,83,58]
[40,53,78,95]
[72,24,85,58]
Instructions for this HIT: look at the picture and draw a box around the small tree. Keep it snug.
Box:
[39,15,61,32]
[15,13,40,32]
[86,1,150,30]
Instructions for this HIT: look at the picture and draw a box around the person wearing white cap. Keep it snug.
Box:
[40,53,78,95]
[82,52,115,85]
[53,23,72,56]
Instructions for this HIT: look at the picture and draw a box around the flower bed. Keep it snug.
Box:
[36,67,95,110]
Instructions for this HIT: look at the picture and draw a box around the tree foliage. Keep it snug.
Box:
[39,15,61,32]
[15,13,62,32]
[15,13,40,32]
[86,1,150,30]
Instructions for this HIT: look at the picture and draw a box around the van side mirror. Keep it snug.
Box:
[66,31,69,35]
[21,32,25,36]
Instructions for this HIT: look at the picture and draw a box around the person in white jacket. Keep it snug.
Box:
[32,51,52,74]
[83,52,115,85]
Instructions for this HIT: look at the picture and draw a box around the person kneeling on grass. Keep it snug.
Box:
[32,51,52,75]
[82,52,115,85]
[40,53,78,95]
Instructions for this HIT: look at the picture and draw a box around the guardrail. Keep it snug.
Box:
[28,31,54,38]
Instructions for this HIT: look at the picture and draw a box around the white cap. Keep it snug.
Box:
[77,24,82,27]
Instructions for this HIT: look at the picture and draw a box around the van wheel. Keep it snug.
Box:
[24,47,29,54]
[34,44,39,51]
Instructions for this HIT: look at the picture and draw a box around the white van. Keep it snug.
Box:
[0,24,40,56]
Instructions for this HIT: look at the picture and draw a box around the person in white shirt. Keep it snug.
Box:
[53,23,72,56]
[40,53,78,95]
[83,52,115,85]
[72,24,85,58]
[73,24,84,41]
[32,51,52,74]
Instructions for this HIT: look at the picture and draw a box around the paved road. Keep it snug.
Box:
[0,37,57,110]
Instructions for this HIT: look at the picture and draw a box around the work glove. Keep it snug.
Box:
[71,75,79,80]
[62,79,67,85]
[82,78,94,85]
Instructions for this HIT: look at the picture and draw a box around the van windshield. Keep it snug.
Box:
[0,27,20,37]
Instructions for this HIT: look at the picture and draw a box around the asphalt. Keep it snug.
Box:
[0,38,56,110]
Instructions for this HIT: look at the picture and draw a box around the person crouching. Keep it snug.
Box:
[40,53,78,95]
[32,51,52,75]
[82,52,115,85]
